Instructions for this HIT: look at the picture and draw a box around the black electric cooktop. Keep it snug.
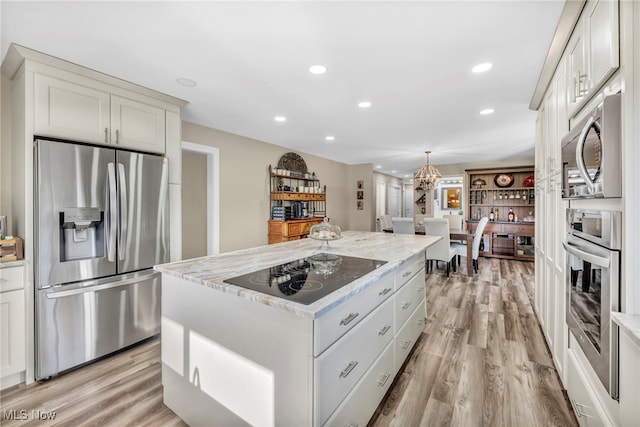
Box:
[223,253,387,305]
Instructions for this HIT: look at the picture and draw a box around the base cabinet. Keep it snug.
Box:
[161,249,427,426]
[566,349,606,427]
[0,266,26,385]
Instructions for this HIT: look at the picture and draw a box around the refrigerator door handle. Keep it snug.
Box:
[106,163,117,262]
[118,163,128,261]
[44,270,158,299]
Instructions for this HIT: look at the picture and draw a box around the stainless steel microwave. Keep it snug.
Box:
[561,93,621,199]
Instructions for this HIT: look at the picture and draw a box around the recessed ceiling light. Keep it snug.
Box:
[274,116,287,122]
[325,136,335,142]
[472,62,493,73]
[404,174,409,178]
[392,170,397,173]
[480,108,494,115]
[358,101,372,109]
[309,65,327,75]
[176,77,197,87]
[376,165,382,169]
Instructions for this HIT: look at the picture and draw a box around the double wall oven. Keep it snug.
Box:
[563,209,621,399]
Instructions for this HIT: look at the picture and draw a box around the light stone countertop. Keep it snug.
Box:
[612,312,640,348]
[155,231,440,319]
[0,260,25,269]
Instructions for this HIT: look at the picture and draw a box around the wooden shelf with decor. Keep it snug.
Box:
[466,166,535,261]
[268,152,327,244]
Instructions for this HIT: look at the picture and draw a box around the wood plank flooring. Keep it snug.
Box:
[369,258,578,427]
[0,259,577,427]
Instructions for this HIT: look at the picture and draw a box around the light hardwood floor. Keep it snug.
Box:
[1,258,577,427]
[369,258,578,427]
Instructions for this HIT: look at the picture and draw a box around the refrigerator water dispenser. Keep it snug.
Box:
[60,207,104,261]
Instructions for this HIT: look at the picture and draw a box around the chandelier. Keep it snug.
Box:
[414,150,441,191]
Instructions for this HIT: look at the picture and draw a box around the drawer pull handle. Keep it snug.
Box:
[339,361,359,378]
[402,271,412,278]
[347,424,359,427]
[378,288,392,296]
[418,317,426,326]
[378,325,391,336]
[401,340,412,350]
[340,312,359,326]
[115,129,120,144]
[401,302,411,310]
[378,373,391,387]
[416,287,424,292]
[104,127,108,143]
[0,278,7,283]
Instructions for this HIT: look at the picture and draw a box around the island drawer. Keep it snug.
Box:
[0,266,24,293]
[314,297,394,426]
[394,271,426,329]
[324,341,394,427]
[314,271,394,356]
[394,299,426,374]
[395,251,424,290]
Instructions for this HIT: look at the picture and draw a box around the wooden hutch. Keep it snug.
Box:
[466,166,535,261]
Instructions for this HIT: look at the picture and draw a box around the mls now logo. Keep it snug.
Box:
[3,410,28,420]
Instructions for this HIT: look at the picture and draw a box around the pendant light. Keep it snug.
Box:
[414,150,441,191]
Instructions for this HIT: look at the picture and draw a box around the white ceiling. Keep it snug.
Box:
[1,1,564,179]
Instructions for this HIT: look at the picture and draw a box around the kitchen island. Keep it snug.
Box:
[155,231,439,426]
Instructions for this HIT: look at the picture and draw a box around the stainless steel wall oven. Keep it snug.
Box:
[563,208,621,399]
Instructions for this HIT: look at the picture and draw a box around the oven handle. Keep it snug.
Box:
[562,240,610,268]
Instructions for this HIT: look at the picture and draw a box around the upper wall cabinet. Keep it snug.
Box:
[568,0,619,115]
[35,73,166,154]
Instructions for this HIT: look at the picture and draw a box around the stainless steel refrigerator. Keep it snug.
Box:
[34,139,169,379]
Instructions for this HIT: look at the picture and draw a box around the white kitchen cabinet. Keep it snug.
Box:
[35,73,111,145]
[325,342,395,427]
[566,349,606,427]
[618,326,640,427]
[160,240,429,426]
[34,73,166,154]
[315,297,394,426]
[0,266,26,384]
[568,0,619,116]
[110,95,165,153]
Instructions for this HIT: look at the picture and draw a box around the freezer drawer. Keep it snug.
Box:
[36,270,160,379]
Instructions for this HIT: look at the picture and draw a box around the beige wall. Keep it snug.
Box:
[347,164,375,231]
[182,151,208,259]
[182,121,351,253]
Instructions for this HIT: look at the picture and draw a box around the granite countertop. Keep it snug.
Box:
[612,312,640,348]
[0,260,25,269]
[155,231,439,319]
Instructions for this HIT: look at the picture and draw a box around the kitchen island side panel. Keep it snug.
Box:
[161,274,314,426]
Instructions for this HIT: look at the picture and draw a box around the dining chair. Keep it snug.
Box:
[423,218,457,276]
[391,217,415,234]
[442,214,463,231]
[452,216,489,274]
[383,214,393,230]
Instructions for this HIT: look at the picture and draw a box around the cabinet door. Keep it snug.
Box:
[566,350,606,426]
[567,22,587,113]
[0,289,26,378]
[35,74,110,145]
[111,95,166,154]
[586,0,619,94]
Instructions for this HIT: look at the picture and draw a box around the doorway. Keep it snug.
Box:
[388,184,401,217]
[181,141,220,258]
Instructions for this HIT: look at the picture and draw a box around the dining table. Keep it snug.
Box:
[383,227,474,277]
